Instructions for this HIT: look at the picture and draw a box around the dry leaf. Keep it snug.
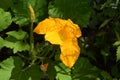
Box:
[40,63,49,73]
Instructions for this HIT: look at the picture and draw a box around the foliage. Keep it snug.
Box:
[0,0,120,80]
[10,57,44,80]
[0,8,12,31]
[0,57,14,80]
[48,0,91,27]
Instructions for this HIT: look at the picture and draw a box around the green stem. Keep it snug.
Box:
[29,4,36,60]
[29,20,36,59]
[17,53,30,60]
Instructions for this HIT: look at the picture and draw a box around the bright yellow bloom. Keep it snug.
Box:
[34,17,82,68]
[60,38,80,68]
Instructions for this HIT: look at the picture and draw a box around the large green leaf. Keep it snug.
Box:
[6,30,28,40]
[0,37,14,49]
[0,0,13,10]
[11,0,47,26]
[47,62,56,80]
[4,40,14,49]
[72,57,112,80]
[11,0,29,26]
[48,0,92,27]
[72,57,100,80]
[28,0,48,22]
[0,37,29,53]
[5,29,29,53]
[55,63,72,80]
[13,41,30,53]
[0,8,12,31]
[0,57,15,80]
[10,57,44,80]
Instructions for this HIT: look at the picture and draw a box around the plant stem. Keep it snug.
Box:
[17,53,30,60]
[29,4,36,60]
[29,21,35,57]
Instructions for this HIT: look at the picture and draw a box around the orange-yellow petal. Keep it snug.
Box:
[60,39,80,68]
[44,23,79,45]
[58,19,82,42]
[45,31,63,45]
[60,53,79,68]
[33,17,56,34]
[67,19,82,38]
[33,17,67,34]
[59,24,75,40]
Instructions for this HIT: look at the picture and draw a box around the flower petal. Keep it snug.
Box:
[45,31,63,45]
[67,19,82,38]
[33,17,67,34]
[33,17,56,34]
[60,39,80,68]
[60,53,79,68]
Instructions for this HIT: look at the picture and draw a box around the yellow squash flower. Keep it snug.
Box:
[34,17,82,68]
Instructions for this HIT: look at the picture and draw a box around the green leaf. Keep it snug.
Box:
[99,19,111,29]
[111,65,120,78]
[48,0,92,27]
[116,46,120,61]
[0,37,29,53]
[28,0,48,22]
[55,63,72,80]
[13,41,30,53]
[113,41,120,46]
[100,71,112,80]
[0,0,13,10]
[72,57,101,80]
[0,37,5,49]
[0,57,15,80]
[72,57,112,80]
[47,62,56,80]
[4,40,14,49]
[56,73,72,80]
[0,8,12,31]
[11,0,29,26]
[6,30,28,40]
[0,37,14,49]
[10,57,44,80]
[5,35,18,42]
[11,0,47,26]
